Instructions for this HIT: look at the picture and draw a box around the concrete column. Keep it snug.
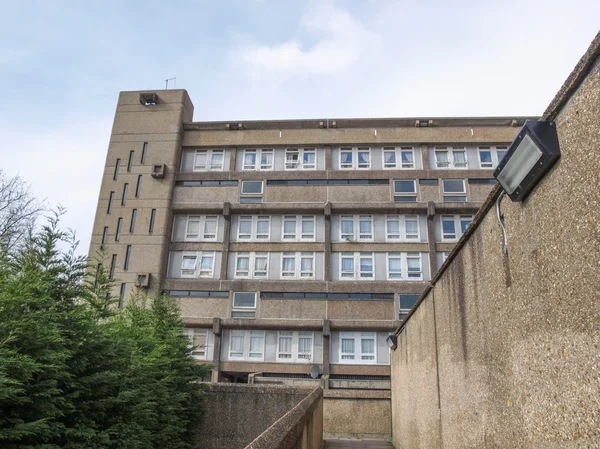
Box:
[324,145,332,171]
[211,317,222,382]
[229,147,237,172]
[421,143,430,170]
[220,202,231,280]
[322,319,331,383]
[324,202,332,281]
[427,201,437,278]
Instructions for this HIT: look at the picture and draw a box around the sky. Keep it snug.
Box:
[1,0,598,255]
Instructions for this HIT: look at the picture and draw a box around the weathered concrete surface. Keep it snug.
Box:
[324,392,391,440]
[196,384,318,449]
[390,32,600,449]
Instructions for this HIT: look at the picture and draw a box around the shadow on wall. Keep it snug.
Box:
[389,31,600,449]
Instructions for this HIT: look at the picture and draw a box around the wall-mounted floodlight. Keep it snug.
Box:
[494,121,560,201]
[386,334,398,351]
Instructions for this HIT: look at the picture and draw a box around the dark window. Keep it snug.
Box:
[175,180,238,187]
[101,226,108,248]
[127,151,134,171]
[468,178,497,184]
[241,181,263,194]
[394,180,417,193]
[95,263,102,288]
[109,254,117,279]
[121,183,128,206]
[115,218,122,241]
[107,192,114,214]
[265,179,389,186]
[141,142,148,164]
[124,245,131,270]
[419,178,439,185]
[149,209,156,233]
[232,292,256,308]
[399,294,420,311]
[240,197,263,203]
[129,209,137,233]
[119,283,126,308]
[113,159,120,180]
[135,175,142,197]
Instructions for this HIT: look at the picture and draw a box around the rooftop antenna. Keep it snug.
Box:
[165,77,176,89]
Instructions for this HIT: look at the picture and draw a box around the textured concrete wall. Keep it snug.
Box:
[323,391,391,439]
[390,44,600,448]
[196,384,315,449]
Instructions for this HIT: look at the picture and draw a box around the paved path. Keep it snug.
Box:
[324,439,395,448]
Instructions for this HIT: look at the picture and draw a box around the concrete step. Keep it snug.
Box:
[324,439,395,448]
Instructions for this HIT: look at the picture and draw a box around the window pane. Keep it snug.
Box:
[384,150,396,166]
[442,218,456,238]
[401,150,414,167]
[182,255,196,271]
[194,152,207,169]
[233,292,256,308]
[282,256,295,274]
[479,150,492,164]
[236,256,249,270]
[341,151,352,166]
[249,335,263,357]
[361,338,375,354]
[242,181,263,194]
[341,338,355,358]
[244,152,256,168]
[341,256,354,273]
[230,335,244,354]
[460,217,472,233]
[443,180,465,193]
[394,180,416,193]
[298,337,312,357]
[200,254,213,270]
[256,220,269,235]
[358,150,370,167]
[204,219,217,236]
[387,218,400,238]
[239,219,252,236]
[260,151,273,169]
[405,218,418,238]
[436,151,449,164]
[388,256,402,278]
[279,336,292,356]
[187,219,200,238]
[497,150,507,162]
[301,219,314,234]
[303,151,315,166]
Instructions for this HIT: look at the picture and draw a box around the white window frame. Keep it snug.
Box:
[193,149,224,172]
[285,148,317,170]
[478,146,509,169]
[386,215,421,242]
[234,252,269,279]
[242,149,273,171]
[281,215,316,242]
[181,251,215,278]
[338,252,374,280]
[338,332,377,365]
[385,252,423,281]
[339,147,371,170]
[383,146,415,169]
[339,215,373,242]
[184,215,219,242]
[440,215,473,242]
[442,179,467,202]
[434,147,468,169]
[229,330,265,361]
[236,215,271,241]
[280,252,315,280]
[276,331,314,363]
[393,180,417,202]
[231,292,257,319]
[183,328,209,360]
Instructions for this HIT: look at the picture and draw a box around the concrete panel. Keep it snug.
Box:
[323,398,391,439]
[176,296,229,319]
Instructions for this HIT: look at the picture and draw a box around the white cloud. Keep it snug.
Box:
[235,3,382,77]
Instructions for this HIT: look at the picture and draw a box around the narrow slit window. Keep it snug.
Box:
[115,218,123,241]
[127,150,134,171]
[119,283,126,308]
[135,175,142,197]
[124,245,131,270]
[107,191,114,214]
[129,209,137,233]
[149,209,156,233]
[113,159,120,180]
[121,183,128,206]
[109,254,117,279]
[101,226,109,248]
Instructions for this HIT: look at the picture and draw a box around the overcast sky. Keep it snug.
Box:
[1,0,598,255]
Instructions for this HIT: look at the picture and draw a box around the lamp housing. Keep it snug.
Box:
[387,334,398,351]
[494,121,560,201]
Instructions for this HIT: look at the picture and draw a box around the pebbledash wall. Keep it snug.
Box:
[389,32,600,448]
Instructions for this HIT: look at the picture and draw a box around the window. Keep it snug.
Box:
[280,252,315,279]
[129,209,137,233]
[113,159,120,180]
[119,283,126,308]
[281,215,316,241]
[141,142,147,164]
[393,180,417,202]
[386,253,423,280]
[434,147,468,169]
[181,251,215,278]
[242,149,273,171]
[101,226,108,249]
[339,332,377,364]
[339,215,373,241]
[109,254,117,279]
[277,331,314,362]
[193,149,224,171]
[285,148,316,170]
[241,181,264,203]
[115,217,122,241]
[339,252,374,280]
[184,328,208,360]
[135,175,142,197]
[399,294,419,320]
[234,252,269,279]
[478,146,509,169]
[232,292,257,319]
[383,147,415,169]
[440,215,473,241]
[124,245,131,270]
[149,209,156,233]
[107,191,114,214]
[340,147,371,169]
[184,216,219,241]
[127,151,134,172]
[237,216,270,241]
[121,183,128,206]
[442,179,467,202]
[229,330,264,360]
